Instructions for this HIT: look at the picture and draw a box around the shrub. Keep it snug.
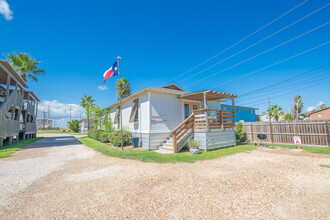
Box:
[187,139,199,149]
[108,130,132,147]
[235,121,247,142]
[67,120,80,133]
[88,129,101,140]
[99,131,109,143]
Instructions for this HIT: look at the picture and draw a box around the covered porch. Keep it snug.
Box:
[171,90,238,153]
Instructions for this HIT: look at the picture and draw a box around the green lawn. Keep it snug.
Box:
[0,137,43,158]
[245,142,330,155]
[79,137,255,163]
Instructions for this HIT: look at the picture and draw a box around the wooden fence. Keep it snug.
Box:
[242,120,330,147]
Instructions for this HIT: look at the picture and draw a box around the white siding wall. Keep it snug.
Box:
[149,92,183,133]
[109,92,150,133]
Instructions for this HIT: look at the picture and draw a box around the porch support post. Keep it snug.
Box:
[6,74,10,99]
[231,98,236,126]
[204,92,209,132]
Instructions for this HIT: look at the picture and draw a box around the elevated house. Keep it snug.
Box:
[106,83,238,153]
[0,60,39,147]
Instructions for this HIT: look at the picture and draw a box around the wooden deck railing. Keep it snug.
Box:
[194,109,235,130]
[171,109,235,153]
[172,113,195,153]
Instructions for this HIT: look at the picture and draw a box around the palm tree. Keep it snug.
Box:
[80,95,95,131]
[320,103,326,109]
[268,104,283,121]
[293,95,304,120]
[283,113,293,121]
[6,52,46,82]
[116,78,131,100]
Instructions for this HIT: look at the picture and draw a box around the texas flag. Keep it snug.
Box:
[103,61,119,83]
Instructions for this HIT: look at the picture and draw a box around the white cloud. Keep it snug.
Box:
[98,85,108,91]
[38,100,85,128]
[307,101,324,112]
[0,0,13,20]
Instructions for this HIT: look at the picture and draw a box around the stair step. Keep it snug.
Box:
[160,145,173,150]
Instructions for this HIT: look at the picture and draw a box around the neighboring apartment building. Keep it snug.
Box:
[310,107,330,120]
[36,118,53,129]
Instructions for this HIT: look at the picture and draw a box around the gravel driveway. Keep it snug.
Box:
[0,133,329,219]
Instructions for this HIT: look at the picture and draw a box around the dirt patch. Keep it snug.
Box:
[0,134,329,219]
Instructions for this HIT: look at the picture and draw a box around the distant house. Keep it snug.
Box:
[106,83,239,153]
[310,107,330,120]
[259,113,283,122]
[80,118,95,134]
[220,104,258,122]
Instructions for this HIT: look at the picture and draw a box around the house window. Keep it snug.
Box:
[236,108,240,112]
[4,106,13,120]
[114,106,120,124]
[14,107,20,121]
[129,99,139,123]
[318,113,322,118]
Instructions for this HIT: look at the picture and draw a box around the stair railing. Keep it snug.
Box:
[172,113,195,153]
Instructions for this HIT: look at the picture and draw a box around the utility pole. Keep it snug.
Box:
[290,98,293,118]
[48,106,51,129]
[268,96,271,122]
[69,105,72,122]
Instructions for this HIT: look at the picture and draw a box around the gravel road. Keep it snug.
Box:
[0,133,329,219]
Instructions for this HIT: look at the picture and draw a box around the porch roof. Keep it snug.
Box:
[23,91,40,102]
[0,59,28,89]
[178,90,238,101]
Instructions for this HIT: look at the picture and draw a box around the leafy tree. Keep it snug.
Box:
[267,104,283,121]
[320,103,326,109]
[293,95,304,119]
[80,95,95,131]
[6,52,46,82]
[283,113,294,121]
[67,119,80,133]
[116,78,131,100]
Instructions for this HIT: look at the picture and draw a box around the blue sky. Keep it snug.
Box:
[1,0,329,127]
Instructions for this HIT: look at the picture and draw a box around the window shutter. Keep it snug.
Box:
[129,99,139,123]
[114,106,120,124]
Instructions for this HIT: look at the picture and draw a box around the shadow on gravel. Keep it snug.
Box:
[23,136,81,149]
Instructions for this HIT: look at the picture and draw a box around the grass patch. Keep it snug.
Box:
[79,137,255,163]
[320,164,330,168]
[0,137,43,158]
[243,142,330,155]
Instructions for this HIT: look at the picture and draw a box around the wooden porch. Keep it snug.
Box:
[171,89,238,153]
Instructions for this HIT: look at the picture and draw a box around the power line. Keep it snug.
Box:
[164,0,310,84]
[185,21,330,87]
[177,3,329,84]
[237,67,330,100]
[208,41,330,88]
[239,63,330,97]
[237,76,330,107]
[237,73,330,104]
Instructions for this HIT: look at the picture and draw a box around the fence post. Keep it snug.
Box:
[326,121,330,147]
[221,111,224,131]
[250,123,254,143]
[269,122,274,143]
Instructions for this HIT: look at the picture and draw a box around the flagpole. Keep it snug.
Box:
[117,56,124,150]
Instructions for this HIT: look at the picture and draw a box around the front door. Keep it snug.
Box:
[184,102,200,119]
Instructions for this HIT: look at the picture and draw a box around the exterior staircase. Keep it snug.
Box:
[155,129,194,154]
